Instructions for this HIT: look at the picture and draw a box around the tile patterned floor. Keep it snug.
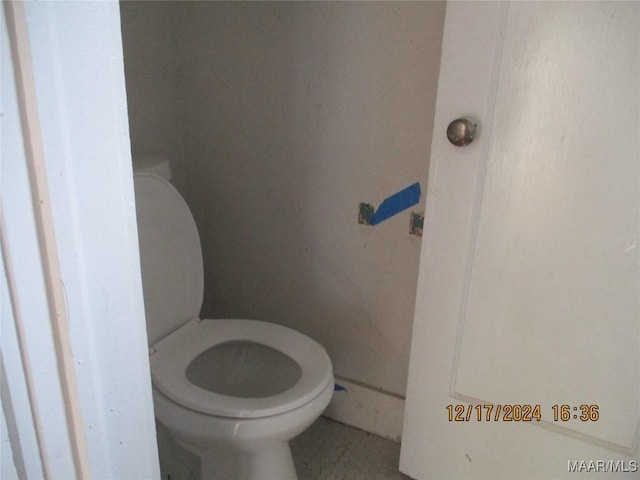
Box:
[290,417,412,480]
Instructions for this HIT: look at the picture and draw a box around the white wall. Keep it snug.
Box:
[120,0,187,192]
[122,1,445,397]
[1,2,159,477]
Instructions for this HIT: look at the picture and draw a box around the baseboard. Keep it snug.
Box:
[323,377,405,443]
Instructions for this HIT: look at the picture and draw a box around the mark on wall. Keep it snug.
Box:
[358,183,422,227]
[358,203,376,225]
[409,212,424,236]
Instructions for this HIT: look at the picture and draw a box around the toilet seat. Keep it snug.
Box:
[134,172,203,346]
[136,172,333,421]
[150,318,333,419]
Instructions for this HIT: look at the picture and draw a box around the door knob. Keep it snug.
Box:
[447,118,478,146]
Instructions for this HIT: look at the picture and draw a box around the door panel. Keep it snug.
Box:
[401,2,639,478]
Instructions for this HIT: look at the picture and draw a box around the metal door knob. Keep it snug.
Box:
[447,118,478,146]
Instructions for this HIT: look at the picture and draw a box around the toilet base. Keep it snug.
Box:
[152,374,334,480]
[178,440,297,480]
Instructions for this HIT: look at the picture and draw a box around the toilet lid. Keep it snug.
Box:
[150,319,334,418]
[134,173,204,345]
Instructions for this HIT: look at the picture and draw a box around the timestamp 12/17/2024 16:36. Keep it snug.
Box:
[446,404,600,423]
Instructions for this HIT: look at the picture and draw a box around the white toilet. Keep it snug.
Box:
[133,164,334,480]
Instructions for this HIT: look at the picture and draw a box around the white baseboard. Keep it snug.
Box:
[323,377,405,443]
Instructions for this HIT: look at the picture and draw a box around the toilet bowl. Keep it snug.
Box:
[134,172,334,479]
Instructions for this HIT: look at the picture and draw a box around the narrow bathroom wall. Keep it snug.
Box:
[121,1,445,400]
[120,1,186,191]
[174,2,445,397]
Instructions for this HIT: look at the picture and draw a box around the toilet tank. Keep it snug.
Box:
[133,155,172,180]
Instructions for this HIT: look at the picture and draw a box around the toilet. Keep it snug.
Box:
[133,163,334,480]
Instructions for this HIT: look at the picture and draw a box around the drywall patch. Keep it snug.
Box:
[358,203,375,225]
[409,212,424,236]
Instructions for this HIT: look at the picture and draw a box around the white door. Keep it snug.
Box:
[400,2,639,478]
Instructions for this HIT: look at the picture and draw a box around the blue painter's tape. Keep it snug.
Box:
[371,182,421,225]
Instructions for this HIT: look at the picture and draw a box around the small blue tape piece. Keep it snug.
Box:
[334,383,347,392]
[371,182,421,225]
